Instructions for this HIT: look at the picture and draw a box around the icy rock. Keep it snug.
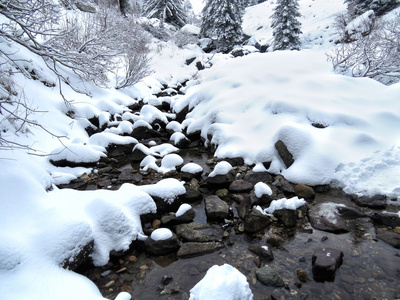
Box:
[205,195,230,221]
[256,265,284,287]
[244,208,271,233]
[144,229,180,256]
[312,248,344,282]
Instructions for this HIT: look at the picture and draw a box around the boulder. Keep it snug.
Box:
[371,212,400,228]
[207,172,235,188]
[205,195,230,221]
[376,228,400,249]
[131,125,162,140]
[353,194,386,209]
[174,222,210,236]
[229,180,254,193]
[308,202,349,233]
[177,242,224,258]
[275,140,294,168]
[184,186,203,203]
[144,231,180,256]
[256,266,284,287]
[181,230,210,243]
[244,208,271,233]
[312,248,344,282]
[118,169,143,183]
[272,175,294,193]
[273,208,297,228]
[161,208,195,226]
[248,244,274,262]
[243,171,273,184]
[294,184,315,200]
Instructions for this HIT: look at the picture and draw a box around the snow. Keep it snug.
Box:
[209,161,233,177]
[166,120,183,132]
[88,132,138,148]
[49,142,106,164]
[159,153,184,173]
[170,132,188,145]
[176,203,192,217]
[254,182,273,198]
[138,178,186,204]
[189,264,253,300]
[317,203,346,224]
[181,162,203,174]
[258,196,306,215]
[150,228,173,241]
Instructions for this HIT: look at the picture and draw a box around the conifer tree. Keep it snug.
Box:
[271,0,302,51]
[143,0,187,28]
[200,0,244,53]
[345,0,400,17]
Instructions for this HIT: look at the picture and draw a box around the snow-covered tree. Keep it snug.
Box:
[271,0,302,51]
[143,0,187,28]
[345,0,400,17]
[200,0,244,53]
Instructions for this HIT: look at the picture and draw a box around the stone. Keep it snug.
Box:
[61,240,94,271]
[131,146,150,162]
[312,248,344,282]
[264,234,286,248]
[294,184,315,200]
[131,125,162,141]
[144,232,180,256]
[181,230,210,243]
[376,228,400,249]
[336,206,365,219]
[244,208,271,233]
[215,189,229,198]
[308,202,349,233]
[229,180,254,193]
[296,269,311,283]
[118,169,143,183]
[248,244,274,262]
[184,186,203,203]
[275,140,294,168]
[272,175,294,193]
[250,189,274,206]
[206,172,235,188]
[237,195,252,220]
[256,266,284,287]
[205,195,230,221]
[273,208,297,228]
[174,222,210,236]
[177,242,224,258]
[353,194,386,209]
[161,208,196,226]
[371,212,400,228]
[243,171,273,184]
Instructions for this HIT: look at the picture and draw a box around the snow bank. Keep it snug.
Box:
[189,264,253,300]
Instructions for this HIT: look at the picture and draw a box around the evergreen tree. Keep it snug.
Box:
[271,0,302,51]
[345,0,400,17]
[143,0,187,28]
[200,0,245,53]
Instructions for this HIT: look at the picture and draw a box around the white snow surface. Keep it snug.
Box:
[176,203,192,217]
[150,228,173,241]
[254,182,273,198]
[209,161,233,177]
[189,264,253,300]
[181,162,203,174]
[258,197,306,215]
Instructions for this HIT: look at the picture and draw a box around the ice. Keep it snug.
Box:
[176,203,192,217]
[209,161,233,177]
[189,264,253,300]
[150,228,173,241]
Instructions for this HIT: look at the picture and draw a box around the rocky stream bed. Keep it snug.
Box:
[53,81,400,300]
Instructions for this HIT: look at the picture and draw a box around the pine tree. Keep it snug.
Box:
[200,0,245,53]
[271,0,302,51]
[143,0,187,28]
[345,0,400,17]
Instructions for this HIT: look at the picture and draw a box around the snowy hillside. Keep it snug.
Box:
[1,0,400,299]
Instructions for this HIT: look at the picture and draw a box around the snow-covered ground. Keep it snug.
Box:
[1,0,400,299]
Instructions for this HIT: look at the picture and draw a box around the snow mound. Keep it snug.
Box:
[209,161,233,177]
[257,196,306,215]
[160,153,184,173]
[254,182,273,198]
[181,162,203,174]
[50,142,106,164]
[189,264,253,300]
[150,228,173,241]
[176,203,192,217]
[139,178,186,204]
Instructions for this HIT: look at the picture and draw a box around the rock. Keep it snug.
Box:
[206,172,235,189]
[371,212,400,228]
[184,186,203,203]
[294,184,315,200]
[264,234,286,248]
[181,230,210,243]
[248,244,274,262]
[243,171,273,184]
[312,248,344,281]
[256,266,284,287]
[336,206,365,219]
[353,194,386,209]
[144,232,180,256]
[308,202,349,233]
[272,175,294,193]
[229,180,254,193]
[61,240,94,271]
[205,195,230,221]
[131,146,150,162]
[215,189,229,199]
[275,140,294,168]
[244,208,271,233]
[237,195,252,220]
[376,228,400,249]
[177,242,224,258]
[174,222,210,236]
[118,169,143,183]
[296,269,311,283]
[250,189,274,206]
[131,125,162,140]
[57,178,88,190]
[273,208,297,228]
[161,208,195,226]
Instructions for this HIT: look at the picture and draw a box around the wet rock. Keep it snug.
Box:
[62,240,94,271]
[177,241,224,258]
[174,222,210,236]
[273,208,297,228]
[294,184,315,200]
[181,170,203,182]
[144,232,180,256]
[58,178,88,190]
[215,189,229,199]
[376,228,400,248]
[206,172,235,188]
[312,248,344,282]
[161,208,195,226]
[118,169,143,183]
[229,180,254,193]
[256,265,284,287]
[297,269,311,283]
[275,140,294,168]
[244,208,271,233]
[131,125,162,140]
[353,194,386,209]
[205,195,230,221]
[243,171,273,184]
[336,206,365,219]
[248,244,274,262]
[237,195,252,220]
[308,202,349,233]
[184,186,203,203]
[272,175,294,193]
[181,230,210,243]
[264,234,286,248]
[371,212,400,228]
